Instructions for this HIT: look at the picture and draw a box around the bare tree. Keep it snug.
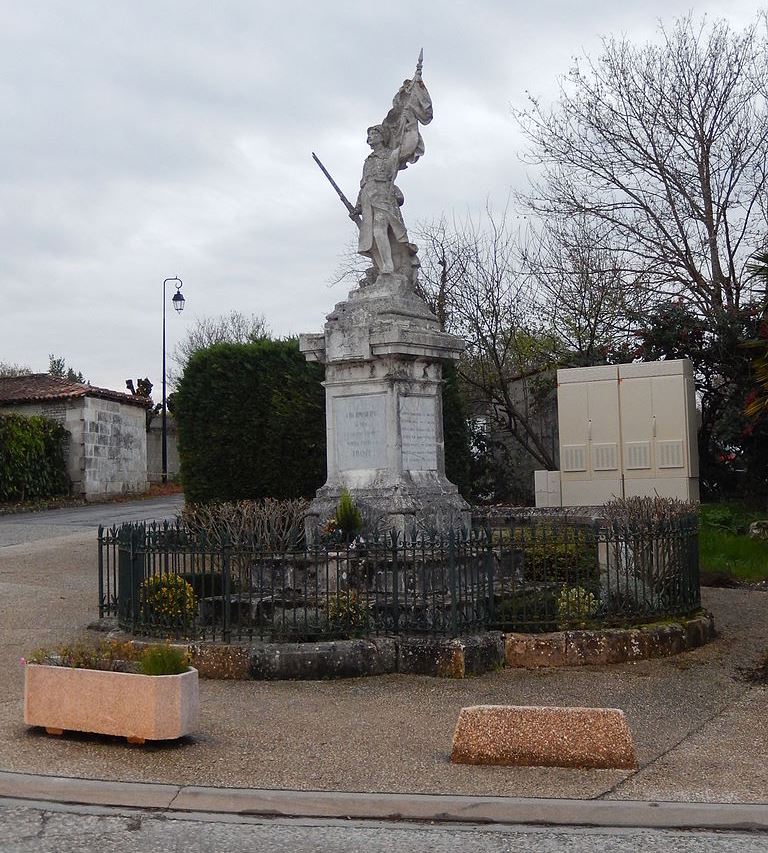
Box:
[414,216,469,330]
[522,216,646,364]
[517,14,768,314]
[335,207,641,476]
[0,362,32,378]
[171,311,270,383]
[417,208,559,470]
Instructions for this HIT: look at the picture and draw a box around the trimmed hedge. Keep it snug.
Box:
[175,339,327,502]
[442,361,472,499]
[0,413,69,502]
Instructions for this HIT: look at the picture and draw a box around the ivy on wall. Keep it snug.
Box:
[0,413,70,502]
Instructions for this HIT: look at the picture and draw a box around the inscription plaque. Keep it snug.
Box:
[400,396,437,471]
[334,394,387,471]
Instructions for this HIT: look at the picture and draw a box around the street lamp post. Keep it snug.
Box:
[162,276,185,484]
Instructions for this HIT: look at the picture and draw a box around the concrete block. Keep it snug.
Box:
[641,623,686,658]
[462,632,505,675]
[450,704,636,769]
[188,644,252,680]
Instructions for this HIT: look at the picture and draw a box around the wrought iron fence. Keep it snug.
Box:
[98,511,700,642]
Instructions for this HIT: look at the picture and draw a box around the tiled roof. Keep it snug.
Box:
[0,374,151,408]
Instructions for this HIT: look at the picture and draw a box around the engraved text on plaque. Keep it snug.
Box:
[400,396,437,470]
[335,394,387,471]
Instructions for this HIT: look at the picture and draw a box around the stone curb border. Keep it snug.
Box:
[102,612,714,680]
[505,612,715,669]
[0,771,766,832]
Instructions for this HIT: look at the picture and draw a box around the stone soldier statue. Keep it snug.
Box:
[351,52,433,286]
[302,54,469,536]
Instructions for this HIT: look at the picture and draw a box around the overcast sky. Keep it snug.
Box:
[0,1,761,392]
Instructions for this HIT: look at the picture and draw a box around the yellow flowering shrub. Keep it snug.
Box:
[141,574,197,625]
[556,585,599,630]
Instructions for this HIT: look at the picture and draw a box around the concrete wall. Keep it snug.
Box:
[0,396,148,499]
[146,413,180,483]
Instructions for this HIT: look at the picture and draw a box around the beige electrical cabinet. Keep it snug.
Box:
[558,365,624,506]
[535,359,699,507]
[618,361,699,502]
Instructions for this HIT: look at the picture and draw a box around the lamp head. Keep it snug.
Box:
[172,286,185,314]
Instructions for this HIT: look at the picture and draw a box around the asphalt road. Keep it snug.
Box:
[0,495,185,547]
[1,801,766,853]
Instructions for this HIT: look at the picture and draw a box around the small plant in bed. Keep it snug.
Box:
[335,490,362,540]
[27,640,189,676]
[138,643,189,675]
[556,585,599,630]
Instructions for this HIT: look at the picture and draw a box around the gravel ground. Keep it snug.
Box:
[0,532,766,802]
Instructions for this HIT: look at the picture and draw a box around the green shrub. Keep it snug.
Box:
[0,413,69,502]
[335,490,362,536]
[174,339,326,502]
[139,643,189,675]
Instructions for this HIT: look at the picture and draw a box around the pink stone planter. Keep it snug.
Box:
[24,665,199,744]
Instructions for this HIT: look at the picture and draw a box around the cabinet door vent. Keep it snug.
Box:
[562,445,587,472]
[625,441,651,470]
[592,443,619,471]
[658,439,685,469]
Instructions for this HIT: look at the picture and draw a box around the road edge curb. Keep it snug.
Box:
[0,771,766,831]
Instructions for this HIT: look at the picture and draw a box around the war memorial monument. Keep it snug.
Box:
[300,54,469,532]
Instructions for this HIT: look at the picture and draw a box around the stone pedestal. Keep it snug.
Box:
[300,274,469,535]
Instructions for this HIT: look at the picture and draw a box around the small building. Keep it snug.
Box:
[0,374,150,500]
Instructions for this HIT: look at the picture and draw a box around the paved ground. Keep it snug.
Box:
[0,499,766,807]
[0,495,184,547]
[2,800,765,853]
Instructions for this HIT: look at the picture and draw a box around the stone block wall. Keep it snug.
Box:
[81,397,148,498]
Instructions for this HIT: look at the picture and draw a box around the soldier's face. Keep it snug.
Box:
[367,127,383,146]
